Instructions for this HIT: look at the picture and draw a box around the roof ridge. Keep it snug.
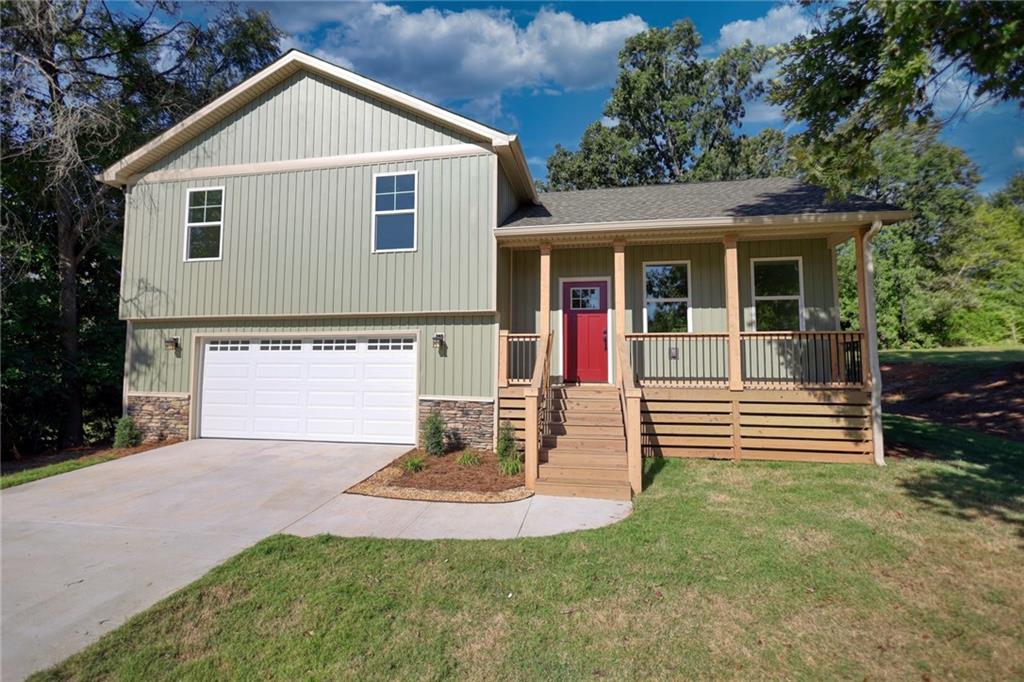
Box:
[536,176,800,197]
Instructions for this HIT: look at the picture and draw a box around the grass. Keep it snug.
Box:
[34,421,1024,680]
[0,446,153,490]
[880,344,1024,368]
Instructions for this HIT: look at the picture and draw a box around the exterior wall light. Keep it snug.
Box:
[164,337,180,352]
[431,332,446,350]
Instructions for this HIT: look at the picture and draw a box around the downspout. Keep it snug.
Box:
[863,220,885,466]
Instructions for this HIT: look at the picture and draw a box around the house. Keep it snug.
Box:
[100,50,909,500]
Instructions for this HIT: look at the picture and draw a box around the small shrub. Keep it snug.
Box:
[455,450,481,467]
[422,412,447,456]
[112,417,142,449]
[496,420,519,461]
[498,454,522,477]
[403,455,425,473]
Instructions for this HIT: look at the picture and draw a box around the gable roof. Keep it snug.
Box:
[98,50,536,200]
[500,177,908,230]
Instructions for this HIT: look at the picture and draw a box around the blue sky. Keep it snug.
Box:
[233,1,1021,193]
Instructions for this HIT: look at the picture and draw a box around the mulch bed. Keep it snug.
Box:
[1,440,179,475]
[347,449,532,503]
[881,361,1024,442]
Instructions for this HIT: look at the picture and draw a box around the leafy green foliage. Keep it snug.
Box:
[402,455,425,474]
[770,0,1024,193]
[455,451,481,467]
[1,2,282,457]
[547,20,790,190]
[497,454,523,477]
[421,412,447,457]
[112,417,142,449]
[496,421,519,462]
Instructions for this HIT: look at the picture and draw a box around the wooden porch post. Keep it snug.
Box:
[854,227,873,391]
[613,240,626,380]
[497,330,509,388]
[724,235,742,460]
[538,244,552,339]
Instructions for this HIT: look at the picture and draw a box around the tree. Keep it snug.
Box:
[771,0,1024,192]
[1,0,282,453]
[834,123,979,347]
[547,20,788,191]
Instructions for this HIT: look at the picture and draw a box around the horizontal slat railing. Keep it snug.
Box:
[506,334,539,384]
[626,333,729,388]
[740,331,865,389]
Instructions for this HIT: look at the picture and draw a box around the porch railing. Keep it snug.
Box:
[616,335,642,495]
[499,332,540,386]
[741,331,865,389]
[523,332,552,489]
[626,333,729,388]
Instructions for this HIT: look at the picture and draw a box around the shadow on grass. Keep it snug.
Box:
[886,415,1024,539]
[643,456,668,488]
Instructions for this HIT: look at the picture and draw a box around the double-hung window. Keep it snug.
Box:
[185,187,223,261]
[373,172,416,252]
[751,257,804,331]
[643,262,690,332]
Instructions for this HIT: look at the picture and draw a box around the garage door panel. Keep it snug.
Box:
[200,338,417,444]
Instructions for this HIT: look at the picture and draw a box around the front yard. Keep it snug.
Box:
[34,416,1023,680]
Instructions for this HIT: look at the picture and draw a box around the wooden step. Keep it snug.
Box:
[539,462,627,483]
[552,386,619,398]
[543,448,626,467]
[547,423,624,438]
[543,435,625,451]
[534,477,632,501]
[548,411,623,425]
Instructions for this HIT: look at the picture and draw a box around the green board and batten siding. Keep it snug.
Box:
[145,72,475,173]
[128,316,495,398]
[122,154,494,319]
[122,69,505,401]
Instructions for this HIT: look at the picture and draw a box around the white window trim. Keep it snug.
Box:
[750,256,806,331]
[183,185,225,262]
[641,260,693,333]
[371,170,418,254]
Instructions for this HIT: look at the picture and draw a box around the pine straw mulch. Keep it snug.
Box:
[347,448,532,503]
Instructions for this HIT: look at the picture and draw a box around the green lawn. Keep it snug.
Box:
[1,450,128,490]
[880,345,1024,367]
[35,419,1024,681]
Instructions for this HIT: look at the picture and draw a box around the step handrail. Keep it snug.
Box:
[523,332,552,489]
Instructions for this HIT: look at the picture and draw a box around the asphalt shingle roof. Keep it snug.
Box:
[500,177,902,228]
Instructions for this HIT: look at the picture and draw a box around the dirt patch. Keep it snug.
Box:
[348,449,532,503]
[0,440,178,475]
[882,361,1024,442]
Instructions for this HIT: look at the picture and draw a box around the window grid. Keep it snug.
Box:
[367,337,415,351]
[372,171,417,252]
[570,287,600,311]
[208,339,250,352]
[643,261,691,333]
[185,187,224,261]
[311,339,357,351]
[259,339,302,351]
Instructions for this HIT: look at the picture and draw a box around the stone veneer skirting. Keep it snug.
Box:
[418,398,494,451]
[126,394,190,442]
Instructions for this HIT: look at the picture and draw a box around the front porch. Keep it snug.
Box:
[496,227,884,498]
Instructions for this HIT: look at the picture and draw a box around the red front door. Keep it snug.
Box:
[563,281,609,383]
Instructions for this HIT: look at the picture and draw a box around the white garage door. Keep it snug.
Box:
[199,336,417,444]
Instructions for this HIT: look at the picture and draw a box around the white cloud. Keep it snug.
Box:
[717,4,810,49]
[1014,141,1024,161]
[743,100,785,124]
[277,3,646,117]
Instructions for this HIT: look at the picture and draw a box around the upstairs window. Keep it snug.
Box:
[185,187,223,261]
[644,262,690,332]
[751,258,804,331]
[373,172,416,252]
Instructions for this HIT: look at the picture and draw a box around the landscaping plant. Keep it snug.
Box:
[403,455,425,473]
[422,412,446,456]
[112,417,142,449]
[455,451,481,467]
[496,420,519,461]
[497,454,522,477]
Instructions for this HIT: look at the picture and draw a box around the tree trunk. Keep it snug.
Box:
[57,189,83,448]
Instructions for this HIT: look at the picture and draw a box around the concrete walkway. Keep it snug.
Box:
[1,439,630,680]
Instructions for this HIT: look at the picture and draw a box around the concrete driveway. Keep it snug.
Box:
[1,439,631,680]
